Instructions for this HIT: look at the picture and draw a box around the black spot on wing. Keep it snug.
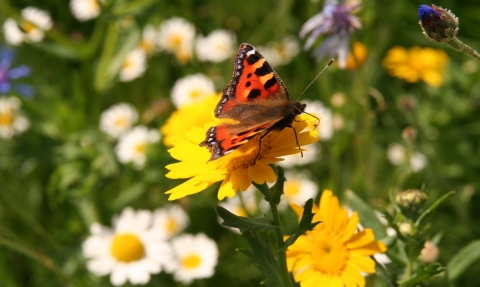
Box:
[246,81,251,87]
[254,61,272,77]
[246,53,261,65]
[247,89,261,99]
[247,73,252,78]
[264,77,277,90]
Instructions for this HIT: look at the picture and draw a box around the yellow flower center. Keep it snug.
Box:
[182,254,202,269]
[189,89,202,99]
[123,59,132,69]
[135,143,146,154]
[139,40,154,53]
[21,21,36,33]
[114,117,127,128]
[0,112,13,127]
[284,180,301,197]
[311,229,349,274]
[216,135,269,172]
[169,35,183,49]
[110,233,145,262]
[165,217,178,234]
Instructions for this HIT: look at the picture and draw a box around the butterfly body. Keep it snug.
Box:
[200,43,306,161]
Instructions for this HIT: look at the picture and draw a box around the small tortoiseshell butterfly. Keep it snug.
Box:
[200,43,307,161]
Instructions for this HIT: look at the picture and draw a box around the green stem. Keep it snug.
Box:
[267,195,294,287]
[0,236,77,287]
[446,37,480,62]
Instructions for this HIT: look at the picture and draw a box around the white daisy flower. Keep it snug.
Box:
[152,205,190,240]
[257,36,300,67]
[120,49,147,82]
[139,25,157,55]
[410,152,427,172]
[70,0,102,21]
[303,100,333,141]
[280,171,318,210]
[387,143,427,173]
[195,29,236,63]
[157,17,195,62]
[3,7,52,45]
[257,45,281,67]
[171,74,215,108]
[165,233,218,284]
[0,96,30,139]
[278,142,320,168]
[82,207,172,286]
[99,103,138,139]
[115,126,160,168]
[387,143,406,166]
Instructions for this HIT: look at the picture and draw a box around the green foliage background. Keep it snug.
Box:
[1,0,480,286]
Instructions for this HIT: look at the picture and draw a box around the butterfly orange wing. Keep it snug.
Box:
[200,43,295,161]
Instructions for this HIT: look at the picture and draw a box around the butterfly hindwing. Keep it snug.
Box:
[215,43,290,118]
[201,122,273,160]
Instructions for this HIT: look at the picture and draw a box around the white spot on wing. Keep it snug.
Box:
[246,49,255,56]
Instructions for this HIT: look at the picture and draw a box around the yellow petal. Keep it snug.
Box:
[218,175,236,200]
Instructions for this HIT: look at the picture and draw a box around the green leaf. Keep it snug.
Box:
[272,167,286,205]
[283,198,320,250]
[94,23,141,92]
[112,0,158,17]
[240,232,284,287]
[253,182,273,203]
[447,239,480,281]
[345,190,387,238]
[415,191,455,228]
[401,263,444,287]
[216,206,278,232]
[35,43,80,60]
[112,183,146,209]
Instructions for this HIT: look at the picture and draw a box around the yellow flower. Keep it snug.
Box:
[165,115,319,201]
[345,42,367,70]
[161,93,220,147]
[382,46,449,87]
[287,190,387,287]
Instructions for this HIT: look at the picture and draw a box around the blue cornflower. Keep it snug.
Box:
[418,4,458,42]
[300,0,362,69]
[0,47,34,97]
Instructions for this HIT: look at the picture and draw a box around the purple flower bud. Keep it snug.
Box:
[418,4,458,42]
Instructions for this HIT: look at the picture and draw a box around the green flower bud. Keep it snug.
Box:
[395,189,427,212]
[418,4,459,42]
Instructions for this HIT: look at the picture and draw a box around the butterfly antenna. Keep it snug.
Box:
[296,59,335,101]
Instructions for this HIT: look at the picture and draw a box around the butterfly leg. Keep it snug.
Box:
[302,112,320,128]
[254,129,274,164]
[287,124,304,158]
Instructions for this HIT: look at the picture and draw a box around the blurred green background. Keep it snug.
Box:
[1,0,480,286]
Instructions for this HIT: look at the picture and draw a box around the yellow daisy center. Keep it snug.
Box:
[0,112,13,127]
[216,134,269,172]
[110,233,145,262]
[123,59,132,69]
[189,89,202,99]
[284,180,301,197]
[21,21,36,33]
[114,117,127,128]
[169,35,183,49]
[311,230,349,274]
[165,217,178,233]
[182,253,202,269]
[135,143,146,154]
[139,40,154,53]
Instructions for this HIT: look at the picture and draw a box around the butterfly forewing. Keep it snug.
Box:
[200,43,305,162]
